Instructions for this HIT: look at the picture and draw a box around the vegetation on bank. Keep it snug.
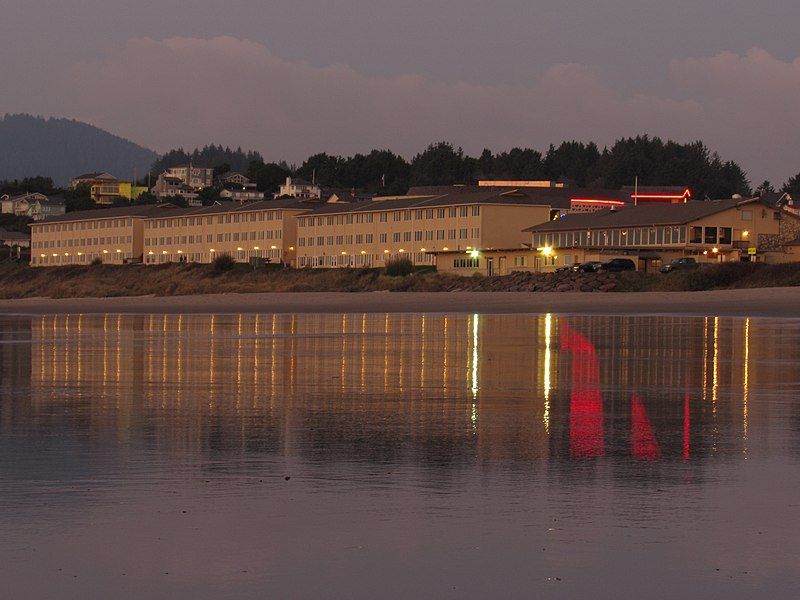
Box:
[2,260,800,300]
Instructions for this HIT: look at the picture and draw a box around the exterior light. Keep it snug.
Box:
[341,251,347,255]
[253,246,260,250]
[148,251,154,255]
[466,246,472,250]
[77,252,83,256]
[177,250,183,254]
[742,230,749,239]
[469,249,480,259]
[384,249,390,254]
[398,248,405,253]
[443,246,449,251]
[420,248,426,253]
[162,250,167,254]
[40,254,45,258]
[115,249,122,253]
[52,253,57,257]
[288,246,295,251]
[703,250,708,255]
[270,245,277,250]
[538,245,553,257]
[64,252,70,256]
[237,247,243,251]
[712,247,719,254]
[103,250,108,254]
[360,250,366,255]
[210,248,216,252]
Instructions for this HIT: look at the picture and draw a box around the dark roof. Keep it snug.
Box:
[524,198,761,233]
[144,199,312,219]
[72,172,117,181]
[31,204,179,225]
[0,228,30,241]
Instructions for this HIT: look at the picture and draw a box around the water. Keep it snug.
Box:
[1,313,799,599]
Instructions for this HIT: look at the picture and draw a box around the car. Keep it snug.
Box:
[659,257,699,273]
[600,258,636,272]
[574,261,604,273]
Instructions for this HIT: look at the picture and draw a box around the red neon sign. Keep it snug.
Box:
[571,198,626,205]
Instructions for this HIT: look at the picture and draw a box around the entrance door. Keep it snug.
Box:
[498,256,507,276]
[487,257,495,277]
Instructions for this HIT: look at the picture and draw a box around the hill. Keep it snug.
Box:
[0,114,158,185]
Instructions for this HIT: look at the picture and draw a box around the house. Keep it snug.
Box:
[0,193,65,220]
[275,177,321,200]
[69,172,146,204]
[151,173,201,206]
[165,165,214,189]
[217,173,264,203]
[0,228,31,248]
[516,197,792,273]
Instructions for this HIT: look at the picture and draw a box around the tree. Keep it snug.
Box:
[544,141,600,186]
[409,142,471,186]
[246,161,291,194]
[782,172,800,197]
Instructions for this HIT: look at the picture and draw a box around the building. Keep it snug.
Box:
[151,173,201,206]
[217,173,264,203]
[69,172,147,204]
[29,205,177,266]
[142,199,309,266]
[275,177,321,200]
[0,228,30,260]
[295,188,573,269]
[165,165,214,189]
[621,185,692,204]
[478,180,566,188]
[519,197,792,273]
[0,193,66,220]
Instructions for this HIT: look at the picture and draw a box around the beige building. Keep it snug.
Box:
[30,205,177,266]
[166,165,214,189]
[143,200,309,265]
[516,197,794,273]
[295,189,568,268]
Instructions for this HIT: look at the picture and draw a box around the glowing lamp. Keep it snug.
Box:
[443,246,449,251]
[399,249,405,253]
[742,230,750,239]
[254,246,260,250]
[469,249,480,259]
[237,247,243,251]
[712,247,719,254]
[271,245,277,250]
[162,250,167,254]
[360,250,366,255]
[103,250,108,254]
[177,250,183,254]
[538,245,554,257]
[383,249,390,254]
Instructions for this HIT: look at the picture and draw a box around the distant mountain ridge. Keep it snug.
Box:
[0,114,158,186]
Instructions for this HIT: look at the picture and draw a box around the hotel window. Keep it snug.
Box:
[689,226,702,243]
[472,206,480,216]
[449,207,457,218]
[366,214,374,223]
[308,237,314,247]
[356,234,363,243]
[380,233,387,243]
[453,258,480,268]
[393,232,401,242]
[404,232,411,242]
[437,209,445,218]
[366,234,373,243]
[459,206,468,217]
[704,226,717,244]
[740,210,752,221]
[299,238,306,247]
[448,229,456,240]
[436,230,445,240]
[471,228,480,238]
[317,236,324,246]
[426,210,434,219]
[393,212,401,222]
[336,236,343,245]
[459,228,467,239]
[719,227,732,245]
[328,236,335,245]
[425,231,433,241]
[404,210,411,221]
[380,213,388,222]
[414,231,423,241]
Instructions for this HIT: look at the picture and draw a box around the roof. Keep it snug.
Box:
[524,198,761,233]
[3,192,48,202]
[72,172,117,181]
[0,228,30,241]
[143,199,313,220]
[31,204,179,225]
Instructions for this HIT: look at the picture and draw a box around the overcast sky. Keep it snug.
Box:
[2,0,799,184]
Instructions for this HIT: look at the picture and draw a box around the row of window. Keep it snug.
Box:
[34,218,133,233]
[453,258,480,269]
[298,206,481,228]
[32,236,133,249]
[297,253,436,268]
[533,225,746,250]
[145,230,282,246]
[298,228,480,247]
[147,211,284,229]
[32,252,132,265]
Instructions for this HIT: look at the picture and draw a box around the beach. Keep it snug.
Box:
[0,287,798,317]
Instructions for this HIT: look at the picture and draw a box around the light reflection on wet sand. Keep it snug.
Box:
[1,313,799,599]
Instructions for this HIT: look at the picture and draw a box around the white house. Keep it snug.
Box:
[274,177,321,200]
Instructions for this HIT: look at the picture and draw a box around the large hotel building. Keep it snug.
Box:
[29,183,797,272]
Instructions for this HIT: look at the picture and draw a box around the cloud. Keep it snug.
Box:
[48,37,800,182]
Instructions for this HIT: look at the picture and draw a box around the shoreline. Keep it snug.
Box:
[0,288,799,317]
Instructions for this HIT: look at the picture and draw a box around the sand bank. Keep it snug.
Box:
[0,288,799,317]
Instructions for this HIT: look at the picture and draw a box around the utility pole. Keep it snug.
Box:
[634,176,639,207]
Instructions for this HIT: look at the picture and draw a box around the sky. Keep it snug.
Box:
[2,0,799,184]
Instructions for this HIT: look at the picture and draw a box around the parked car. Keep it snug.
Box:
[600,258,636,272]
[573,261,604,273]
[659,257,699,273]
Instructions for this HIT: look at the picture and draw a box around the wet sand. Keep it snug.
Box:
[0,288,799,317]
